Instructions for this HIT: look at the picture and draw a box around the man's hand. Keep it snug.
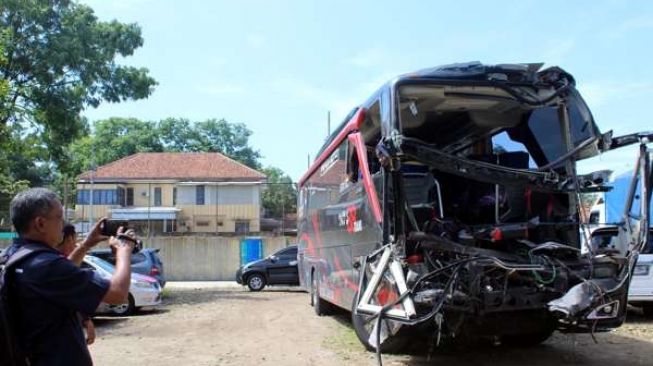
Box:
[109,226,135,256]
[81,217,109,249]
[103,226,135,305]
[68,217,111,266]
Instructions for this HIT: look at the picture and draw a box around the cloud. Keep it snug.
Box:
[578,80,653,108]
[269,70,405,121]
[269,78,358,119]
[603,15,653,40]
[577,144,639,176]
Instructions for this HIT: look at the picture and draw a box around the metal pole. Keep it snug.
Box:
[148,182,151,237]
[327,111,331,137]
[63,176,68,222]
[89,170,94,231]
[215,182,220,234]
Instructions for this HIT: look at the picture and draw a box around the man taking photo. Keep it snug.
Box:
[3,187,136,366]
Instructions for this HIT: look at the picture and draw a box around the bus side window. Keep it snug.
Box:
[346,144,360,183]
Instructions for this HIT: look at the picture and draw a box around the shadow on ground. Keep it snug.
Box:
[328,308,653,366]
[162,286,304,306]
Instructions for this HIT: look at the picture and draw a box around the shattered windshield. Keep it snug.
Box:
[397,83,599,170]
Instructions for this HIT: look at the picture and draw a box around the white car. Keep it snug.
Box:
[83,255,163,315]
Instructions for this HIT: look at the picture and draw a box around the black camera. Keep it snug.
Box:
[100,219,142,253]
[100,219,128,237]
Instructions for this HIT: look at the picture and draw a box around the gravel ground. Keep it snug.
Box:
[89,283,653,366]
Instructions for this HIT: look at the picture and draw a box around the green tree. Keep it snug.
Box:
[193,119,262,169]
[261,167,297,218]
[0,28,7,105]
[0,0,157,164]
[158,118,201,152]
[66,117,164,175]
[65,117,263,177]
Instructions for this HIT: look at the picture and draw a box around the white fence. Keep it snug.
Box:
[145,235,291,281]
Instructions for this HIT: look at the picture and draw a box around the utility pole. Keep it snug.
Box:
[89,169,94,231]
[147,182,151,238]
[63,176,68,222]
[327,111,331,138]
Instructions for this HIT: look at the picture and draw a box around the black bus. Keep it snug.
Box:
[297,62,652,353]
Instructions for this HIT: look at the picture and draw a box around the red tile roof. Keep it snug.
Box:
[78,153,266,182]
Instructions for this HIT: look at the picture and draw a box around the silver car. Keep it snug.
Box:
[83,255,162,315]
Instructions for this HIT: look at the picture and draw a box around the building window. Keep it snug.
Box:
[165,220,177,232]
[196,185,205,205]
[154,187,162,206]
[76,190,89,204]
[76,189,121,205]
[126,188,134,206]
[235,220,250,234]
[117,188,125,206]
[173,187,177,206]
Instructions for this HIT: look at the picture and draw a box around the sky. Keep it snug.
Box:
[80,0,653,181]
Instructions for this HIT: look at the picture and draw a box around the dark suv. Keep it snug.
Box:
[89,247,166,287]
[236,245,299,291]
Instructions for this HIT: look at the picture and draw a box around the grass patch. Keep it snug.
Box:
[322,315,364,358]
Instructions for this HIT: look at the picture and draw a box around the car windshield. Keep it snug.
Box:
[274,247,296,257]
[87,256,116,274]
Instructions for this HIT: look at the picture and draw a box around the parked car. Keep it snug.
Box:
[89,247,166,287]
[236,245,299,291]
[591,227,653,316]
[83,255,163,315]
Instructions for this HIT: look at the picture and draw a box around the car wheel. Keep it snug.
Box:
[642,304,653,317]
[312,271,332,316]
[247,273,266,291]
[351,291,408,353]
[112,294,136,316]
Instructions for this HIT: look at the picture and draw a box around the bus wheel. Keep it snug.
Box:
[351,293,408,353]
[312,271,332,316]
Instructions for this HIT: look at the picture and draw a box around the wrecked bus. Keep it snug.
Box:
[297,62,652,355]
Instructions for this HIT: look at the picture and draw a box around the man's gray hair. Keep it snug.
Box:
[10,188,61,234]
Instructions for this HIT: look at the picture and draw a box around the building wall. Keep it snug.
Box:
[129,183,176,207]
[75,182,261,233]
[84,235,292,280]
[145,235,291,280]
[177,204,260,233]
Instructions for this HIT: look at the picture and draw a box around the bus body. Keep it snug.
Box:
[297,62,652,351]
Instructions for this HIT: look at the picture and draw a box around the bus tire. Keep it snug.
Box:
[312,271,332,316]
[351,292,408,353]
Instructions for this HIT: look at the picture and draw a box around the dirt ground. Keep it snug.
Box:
[90,283,653,366]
